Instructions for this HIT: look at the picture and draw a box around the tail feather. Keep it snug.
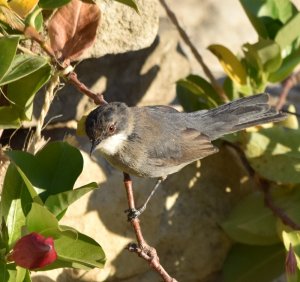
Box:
[190,93,287,140]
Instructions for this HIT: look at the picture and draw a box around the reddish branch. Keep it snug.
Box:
[259,179,300,230]
[123,173,178,282]
[159,0,228,103]
[276,71,300,110]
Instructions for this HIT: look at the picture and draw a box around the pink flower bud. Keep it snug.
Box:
[7,232,57,270]
[286,243,297,277]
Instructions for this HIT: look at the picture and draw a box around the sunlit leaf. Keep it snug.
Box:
[7,0,38,18]
[39,0,71,9]
[208,44,247,85]
[275,13,300,49]
[244,127,300,183]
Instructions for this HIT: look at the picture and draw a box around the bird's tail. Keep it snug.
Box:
[191,93,287,140]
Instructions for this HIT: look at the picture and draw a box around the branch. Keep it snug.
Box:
[123,173,178,282]
[276,70,300,110]
[159,0,228,103]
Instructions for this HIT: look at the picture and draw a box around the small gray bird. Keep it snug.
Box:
[85,93,286,218]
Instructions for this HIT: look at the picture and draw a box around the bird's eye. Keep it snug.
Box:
[108,124,116,134]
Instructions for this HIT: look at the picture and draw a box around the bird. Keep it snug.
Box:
[85,93,286,219]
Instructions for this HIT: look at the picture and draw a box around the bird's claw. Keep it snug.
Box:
[124,206,146,221]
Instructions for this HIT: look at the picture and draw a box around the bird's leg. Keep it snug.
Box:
[126,177,165,220]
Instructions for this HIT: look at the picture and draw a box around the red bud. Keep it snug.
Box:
[286,243,297,277]
[7,232,57,270]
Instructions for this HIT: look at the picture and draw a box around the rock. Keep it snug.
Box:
[32,143,256,282]
[80,0,159,59]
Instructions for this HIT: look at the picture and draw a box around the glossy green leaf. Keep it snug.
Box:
[222,77,240,101]
[254,39,282,72]
[269,48,300,82]
[39,0,71,9]
[54,231,106,270]
[222,191,279,245]
[0,36,20,81]
[244,127,300,183]
[0,106,21,129]
[240,0,297,38]
[114,0,138,12]
[223,243,285,282]
[45,182,98,218]
[25,6,44,31]
[0,54,49,86]
[0,263,18,282]
[1,164,32,247]
[7,64,51,120]
[275,13,300,49]
[6,199,26,248]
[7,142,83,201]
[15,267,26,282]
[26,203,60,238]
[208,44,247,85]
[176,75,221,112]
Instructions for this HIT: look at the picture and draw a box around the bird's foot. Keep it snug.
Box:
[125,206,146,221]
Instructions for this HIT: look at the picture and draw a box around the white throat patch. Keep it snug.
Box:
[95,132,127,155]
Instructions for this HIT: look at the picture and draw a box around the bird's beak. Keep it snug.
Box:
[90,141,96,156]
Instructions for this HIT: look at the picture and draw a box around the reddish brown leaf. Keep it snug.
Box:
[48,0,101,62]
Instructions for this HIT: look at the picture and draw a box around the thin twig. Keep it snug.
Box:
[67,72,107,105]
[159,0,228,103]
[259,179,300,230]
[123,173,178,282]
[276,71,300,110]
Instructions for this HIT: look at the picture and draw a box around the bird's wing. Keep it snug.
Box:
[147,127,217,167]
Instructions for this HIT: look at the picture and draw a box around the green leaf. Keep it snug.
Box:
[6,142,83,201]
[208,44,247,85]
[6,199,26,248]
[1,165,26,221]
[176,75,221,112]
[244,127,300,184]
[39,0,72,9]
[45,182,98,218]
[15,267,26,282]
[269,48,300,82]
[0,36,20,82]
[54,231,106,270]
[0,54,49,86]
[223,243,285,282]
[222,77,240,101]
[0,262,18,282]
[275,13,300,49]
[0,106,21,129]
[7,64,51,120]
[253,39,282,72]
[240,0,297,39]
[1,164,33,247]
[114,0,138,13]
[222,192,279,245]
[26,203,60,238]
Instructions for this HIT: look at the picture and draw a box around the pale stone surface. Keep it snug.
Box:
[79,0,159,59]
